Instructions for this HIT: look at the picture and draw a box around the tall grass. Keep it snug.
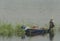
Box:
[0,23,14,37]
[0,22,26,37]
[15,24,25,37]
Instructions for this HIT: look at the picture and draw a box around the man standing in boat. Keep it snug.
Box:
[49,18,55,30]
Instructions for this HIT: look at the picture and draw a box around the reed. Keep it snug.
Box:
[0,23,14,37]
[15,24,25,37]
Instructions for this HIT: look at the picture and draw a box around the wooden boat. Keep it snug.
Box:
[21,25,53,36]
[25,29,50,36]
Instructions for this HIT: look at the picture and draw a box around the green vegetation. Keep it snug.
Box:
[0,23,14,37]
[0,22,28,37]
[15,24,25,37]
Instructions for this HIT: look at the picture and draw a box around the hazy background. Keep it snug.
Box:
[0,0,60,26]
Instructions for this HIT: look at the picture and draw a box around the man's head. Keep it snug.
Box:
[50,16,54,22]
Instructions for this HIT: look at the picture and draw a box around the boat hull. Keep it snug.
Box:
[25,29,49,36]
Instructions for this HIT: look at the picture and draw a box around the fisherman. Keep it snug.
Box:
[49,18,55,30]
[48,16,55,33]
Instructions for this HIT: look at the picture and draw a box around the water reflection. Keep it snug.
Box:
[21,35,25,39]
[0,29,55,41]
[21,29,55,41]
[49,29,55,41]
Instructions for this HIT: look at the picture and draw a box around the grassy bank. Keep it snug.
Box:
[0,23,14,37]
[0,22,32,37]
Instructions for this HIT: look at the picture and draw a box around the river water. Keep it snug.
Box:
[0,0,60,26]
[0,31,60,41]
